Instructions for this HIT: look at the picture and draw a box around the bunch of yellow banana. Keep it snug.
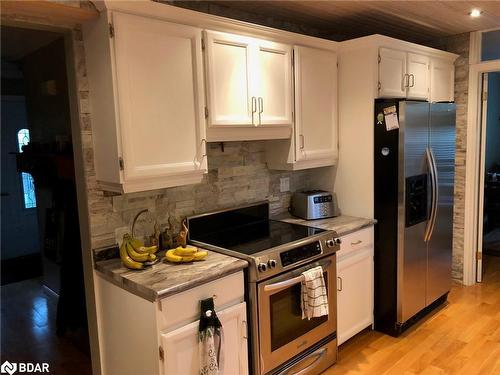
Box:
[165,245,208,263]
[120,233,159,270]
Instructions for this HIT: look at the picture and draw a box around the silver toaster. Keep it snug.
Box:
[291,190,339,220]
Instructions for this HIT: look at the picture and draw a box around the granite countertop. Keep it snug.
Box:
[273,213,376,236]
[94,249,248,302]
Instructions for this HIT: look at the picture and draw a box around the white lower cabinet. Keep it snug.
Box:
[95,271,247,375]
[336,228,374,345]
[161,302,248,375]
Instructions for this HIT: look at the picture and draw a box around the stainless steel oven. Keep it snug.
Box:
[256,254,337,374]
[187,202,340,375]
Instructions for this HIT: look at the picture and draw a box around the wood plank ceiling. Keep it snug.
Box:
[0,0,99,29]
[172,1,500,43]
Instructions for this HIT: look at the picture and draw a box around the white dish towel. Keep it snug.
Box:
[301,266,329,320]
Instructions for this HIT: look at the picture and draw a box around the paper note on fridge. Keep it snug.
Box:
[383,105,399,131]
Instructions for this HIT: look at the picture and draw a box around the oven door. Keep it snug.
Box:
[257,255,337,374]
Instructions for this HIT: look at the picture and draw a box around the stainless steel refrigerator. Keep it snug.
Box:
[373,100,455,336]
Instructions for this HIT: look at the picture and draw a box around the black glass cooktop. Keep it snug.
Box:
[187,203,325,255]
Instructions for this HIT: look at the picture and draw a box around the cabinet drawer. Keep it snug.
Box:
[337,226,374,260]
[158,271,244,332]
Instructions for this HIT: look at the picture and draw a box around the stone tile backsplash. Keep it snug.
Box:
[90,140,328,249]
[426,33,470,281]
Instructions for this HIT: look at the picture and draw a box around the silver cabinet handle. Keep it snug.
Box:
[337,276,343,291]
[258,97,263,125]
[251,97,257,126]
[196,138,207,166]
[410,74,415,87]
[351,240,363,246]
[403,73,410,88]
[201,138,207,159]
[300,134,305,150]
[242,320,248,339]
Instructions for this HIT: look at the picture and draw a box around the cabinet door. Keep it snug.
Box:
[112,12,206,181]
[205,31,255,127]
[407,53,430,100]
[294,46,337,162]
[256,40,293,126]
[337,247,374,345]
[161,302,248,375]
[430,59,454,102]
[379,48,407,98]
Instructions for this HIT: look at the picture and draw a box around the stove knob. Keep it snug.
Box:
[326,239,335,248]
[258,263,268,272]
[268,259,277,269]
[335,238,342,245]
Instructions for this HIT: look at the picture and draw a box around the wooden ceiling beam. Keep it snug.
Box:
[1,0,99,29]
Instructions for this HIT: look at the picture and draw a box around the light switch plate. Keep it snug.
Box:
[280,177,290,192]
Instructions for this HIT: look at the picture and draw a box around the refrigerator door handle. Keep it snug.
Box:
[424,147,438,242]
[428,148,439,241]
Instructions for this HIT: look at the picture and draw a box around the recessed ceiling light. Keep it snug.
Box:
[469,9,482,17]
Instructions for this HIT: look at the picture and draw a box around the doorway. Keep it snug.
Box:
[477,70,500,283]
[1,26,91,374]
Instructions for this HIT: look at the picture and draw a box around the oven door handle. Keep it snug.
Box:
[263,260,331,293]
[264,274,305,292]
[276,347,328,375]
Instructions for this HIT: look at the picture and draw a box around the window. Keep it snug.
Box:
[17,129,37,209]
[481,29,500,62]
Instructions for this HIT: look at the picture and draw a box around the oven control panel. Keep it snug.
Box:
[280,241,322,267]
[252,233,340,280]
[257,258,278,273]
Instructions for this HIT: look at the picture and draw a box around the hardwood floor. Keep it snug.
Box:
[324,255,500,375]
[1,278,92,375]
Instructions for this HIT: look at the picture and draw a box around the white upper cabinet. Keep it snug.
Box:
[266,45,338,170]
[113,13,206,182]
[204,31,255,126]
[336,35,457,218]
[256,40,293,126]
[430,58,455,102]
[407,53,430,100]
[379,48,407,98]
[204,30,293,141]
[294,46,337,163]
[83,12,206,193]
[379,48,431,100]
